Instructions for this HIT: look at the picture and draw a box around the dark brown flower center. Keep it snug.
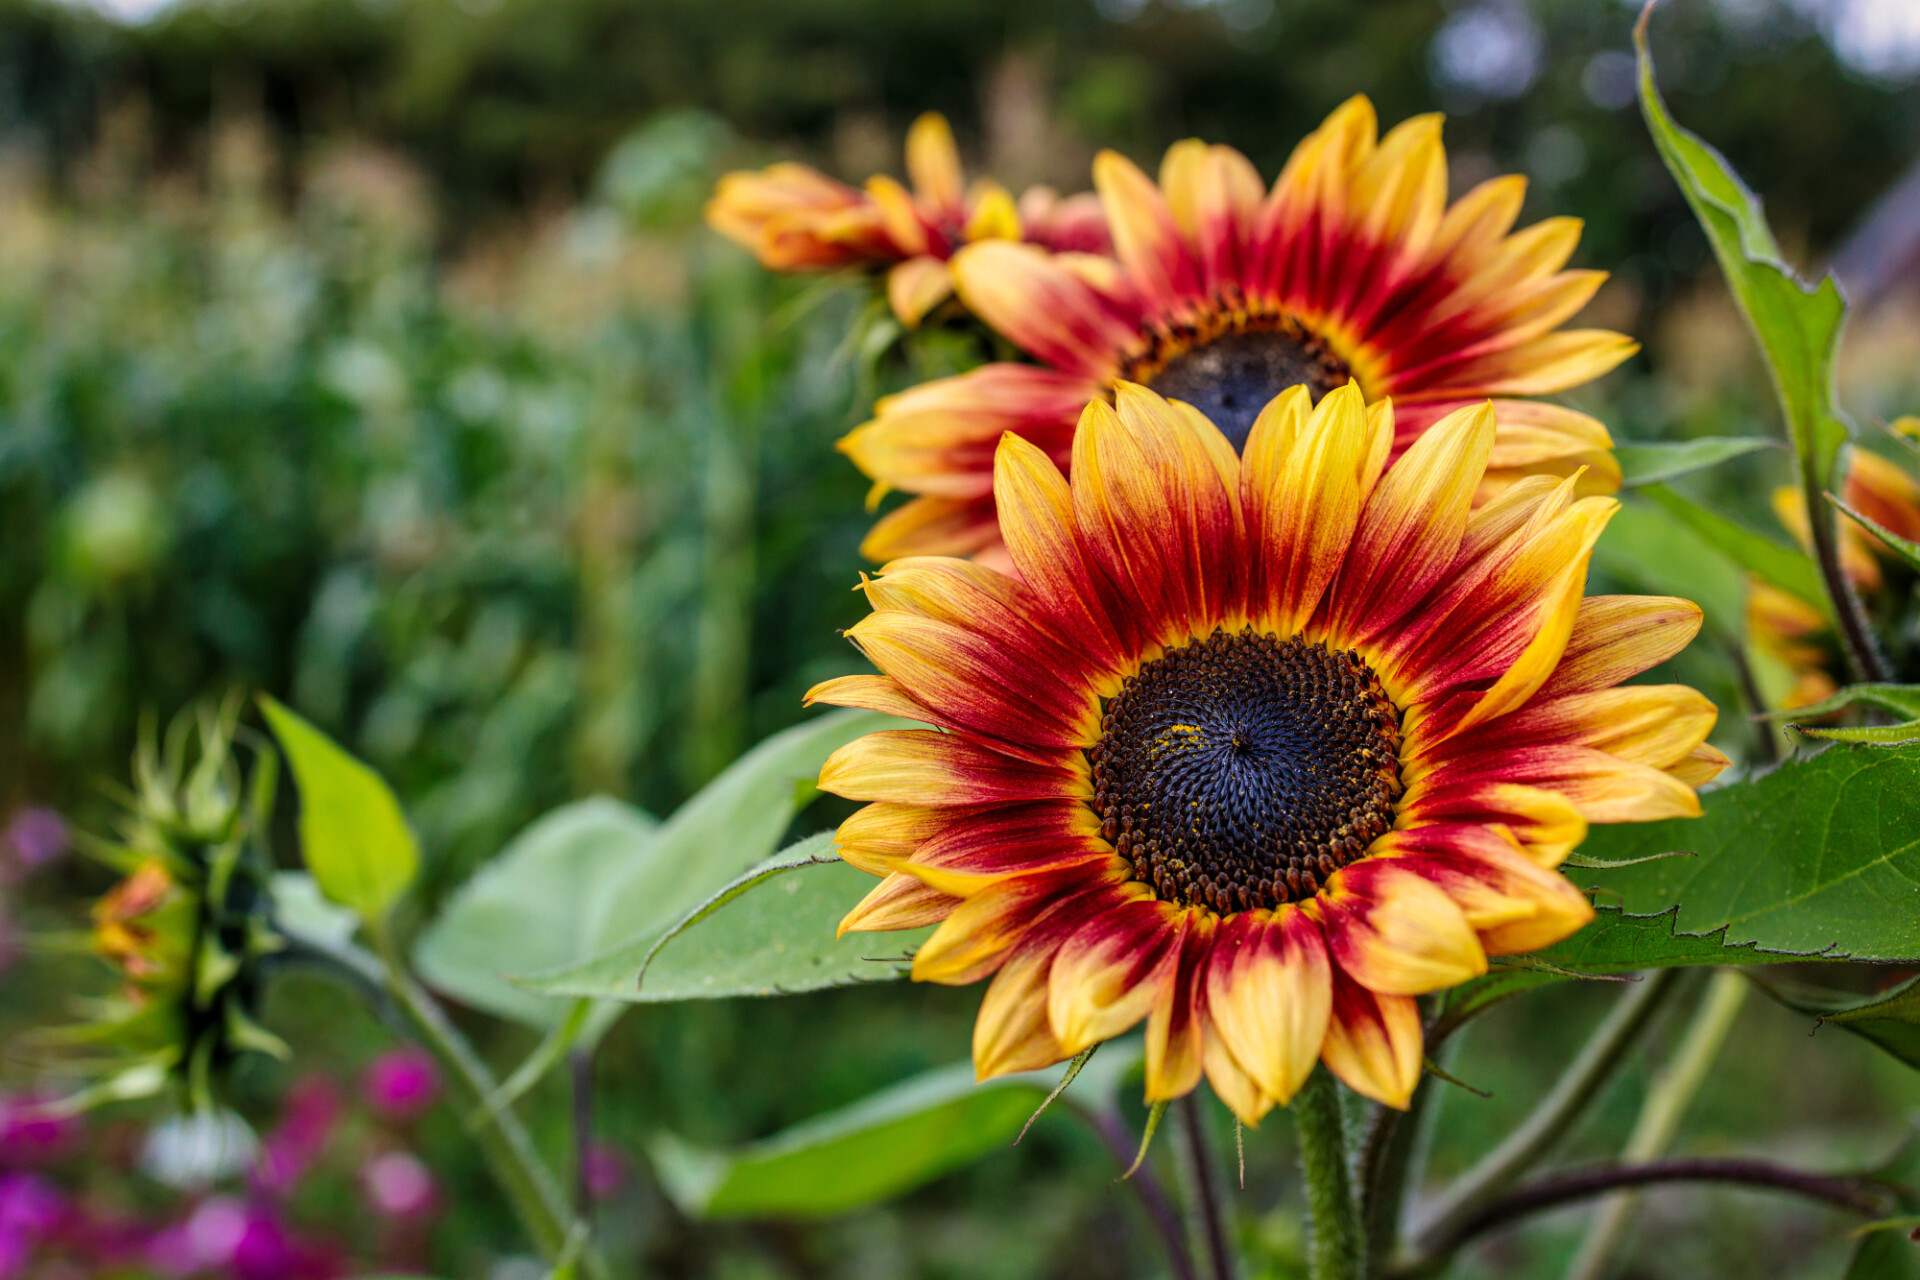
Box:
[1088,629,1403,914]
[1126,317,1351,453]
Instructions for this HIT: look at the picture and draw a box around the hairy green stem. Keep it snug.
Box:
[1296,1068,1364,1280]
[1561,969,1749,1280]
[1359,1074,1432,1273]
[1406,968,1683,1265]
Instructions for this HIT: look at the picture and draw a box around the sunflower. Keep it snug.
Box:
[809,383,1723,1116]
[1750,443,1920,706]
[841,96,1636,563]
[707,113,1110,327]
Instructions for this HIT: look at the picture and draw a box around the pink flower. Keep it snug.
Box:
[360,1152,437,1220]
[583,1141,628,1202]
[361,1047,440,1123]
[147,1199,341,1280]
[0,1097,76,1166]
[250,1078,340,1197]
[0,1228,28,1280]
[0,1172,65,1237]
[1,809,67,878]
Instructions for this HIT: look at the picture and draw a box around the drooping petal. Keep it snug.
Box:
[1372,824,1593,955]
[1320,967,1423,1109]
[1205,905,1331,1106]
[913,869,1124,985]
[1318,860,1486,996]
[1145,910,1216,1101]
[973,935,1070,1079]
[888,256,954,326]
[1048,893,1187,1055]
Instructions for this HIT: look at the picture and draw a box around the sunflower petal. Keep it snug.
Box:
[819,730,1088,806]
[1319,860,1486,996]
[1206,905,1331,1106]
[1321,968,1423,1109]
[1145,910,1216,1101]
[906,112,964,213]
[1048,894,1185,1055]
[840,872,962,936]
[888,256,954,326]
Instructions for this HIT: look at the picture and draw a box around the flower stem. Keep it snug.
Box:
[1296,1068,1364,1280]
[1810,475,1894,683]
[1177,1095,1237,1280]
[1090,1108,1198,1280]
[1393,1156,1887,1270]
[1560,968,1749,1280]
[380,949,612,1280]
[1407,967,1683,1263]
[1358,1073,1432,1271]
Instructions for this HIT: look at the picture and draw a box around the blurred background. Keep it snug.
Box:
[5,0,1920,1276]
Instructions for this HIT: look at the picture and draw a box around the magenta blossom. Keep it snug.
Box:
[583,1141,628,1202]
[361,1047,440,1123]
[360,1151,437,1220]
[147,1198,341,1280]
[0,1096,82,1163]
[250,1077,340,1198]
[1,809,67,878]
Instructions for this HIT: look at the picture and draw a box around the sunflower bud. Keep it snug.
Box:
[49,699,287,1113]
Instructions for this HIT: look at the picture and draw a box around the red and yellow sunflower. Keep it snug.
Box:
[841,96,1636,563]
[810,383,1723,1115]
[1750,443,1920,706]
[707,113,1109,327]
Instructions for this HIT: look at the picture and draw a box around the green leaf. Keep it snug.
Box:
[1435,905,1807,1044]
[1844,1230,1920,1280]
[1535,905,1786,971]
[259,696,418,924]
[1802,723,1920,745]
[1591,499,1746,642]
[650,1050,1139,1219]
[1637,13,1853,601]
[1750,970,1920,1072]
[1836,494,1920,575]
[1766,681,1920,748]
[1764,684,1920,723]
[579,708,910,958]
[1615,437,1773,488]
[1560,850,1695,871]
[1641,485,1830,619]
[412,797,658,1028]
[1575,743,1920,962]
[268,871,359,949]
[518,833,933,1002]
